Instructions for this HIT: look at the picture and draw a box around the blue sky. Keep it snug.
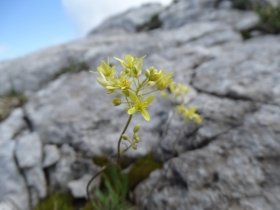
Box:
[0,0,171,62]
[0,0,75,61]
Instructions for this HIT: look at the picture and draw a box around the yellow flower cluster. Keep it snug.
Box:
[176,105,202,124]
[94,54,174,121]
[160,82,189,104]
[160,83,202,124]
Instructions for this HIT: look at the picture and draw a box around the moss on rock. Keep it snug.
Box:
[136,14,162,32]
[0,90,27,122]
[127,152,162,190]
[53,62,89,80]
[33,193,74,210]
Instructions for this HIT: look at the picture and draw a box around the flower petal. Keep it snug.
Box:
[141,109,150,121]
[129,91,138,104]
[114,57,124,63]
[106,86,117,90]
[97,77,109,87]
[128,107,136,115]
[144,95,154,106]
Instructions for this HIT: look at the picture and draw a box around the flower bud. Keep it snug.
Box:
[107,89,114,94]
[122,134,128,140]
[147,81,156,87]
[112,98,121,106]
[125,68,130,74]
[122,89,129,97]
[132,66,138,75]
[133,124,141,133]
[134,134,140,143]
[145,69,150,79]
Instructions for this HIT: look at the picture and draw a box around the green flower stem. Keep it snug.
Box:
[113,91,126,96]
[117,115,133,165]
[142,89,158,96]
[138,79,148,90]
[87,165,108,205]
[133,78,137,89]
[125,96,130,104]
[128,89,136,92]
[140,78,148,86]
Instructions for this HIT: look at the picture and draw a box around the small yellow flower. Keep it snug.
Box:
[114,55,145,78]
[156,71,173,90]
[176,104,185,114]
[146,67,162,81]
[127,91,154,121]
[117,74,131,90]
[97,60,115,78]
[184,107,202,124]
[176,105,202,124]
[170,83,189,97]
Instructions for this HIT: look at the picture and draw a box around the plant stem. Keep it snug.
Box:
[87,165,108,205]
[117,115,133,165]
[142,89,158,96]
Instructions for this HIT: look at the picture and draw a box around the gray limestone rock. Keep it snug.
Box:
[159,0,259,30]
[0,142,29,210]
[154,92,259,162]
[0,203,13,210]
[0,108,26,146]
[43,144,60,168]
[88,3,163,34]
[24,166,47,207]
[24,166,47,198]
[192,36,280,105]
[15,132,42,168]
[49,144,76,191]
[135,102,280,210]
[14,132,47,207]
[68,174,100,198]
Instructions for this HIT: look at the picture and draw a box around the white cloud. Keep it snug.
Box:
[61,0,171,36]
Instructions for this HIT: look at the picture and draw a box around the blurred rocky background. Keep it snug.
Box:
[1,0,280,209]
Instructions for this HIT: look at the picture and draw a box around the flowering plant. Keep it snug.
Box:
[87,54,202,209]
[92,55,173,159]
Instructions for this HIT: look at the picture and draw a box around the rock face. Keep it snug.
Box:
[15,133,42,169]
[136,103,280,210]
[0,141,29,210]
[88,3,163,34]
[42,144,60,168]
[68,174,100,198]
[1,0,280,209]
[159,0,259,31]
